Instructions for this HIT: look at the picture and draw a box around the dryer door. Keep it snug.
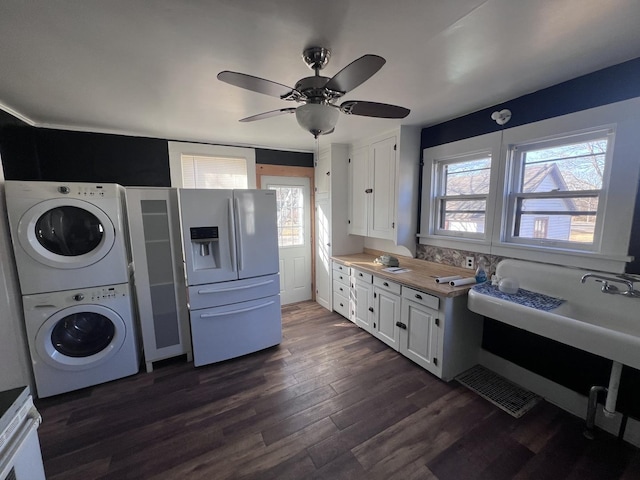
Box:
[16,198,116,269]
[35,304,127,371]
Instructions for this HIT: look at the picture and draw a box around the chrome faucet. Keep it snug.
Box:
[580,273,640,297]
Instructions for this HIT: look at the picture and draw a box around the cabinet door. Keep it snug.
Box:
[315,196,332,311]
[353,280,374,333]
[399,298,440,376]
[373,287,400,350]
[315,148,331,194]
[348,145,369,236]
[368,136,396,240]
[126,188,191,372]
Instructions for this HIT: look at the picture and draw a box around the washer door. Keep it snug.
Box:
[35,304,126,371]
[17,198,116,269]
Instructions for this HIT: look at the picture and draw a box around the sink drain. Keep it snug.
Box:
[456,365,541,418]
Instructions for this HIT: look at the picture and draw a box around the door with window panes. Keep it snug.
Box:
[262,176,312,304]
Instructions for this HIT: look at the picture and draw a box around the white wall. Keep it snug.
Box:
[0,158,33,390]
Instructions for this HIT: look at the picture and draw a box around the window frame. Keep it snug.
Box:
[419,97,640,273]
[433,152,493,240]
[168,142,256,188]
[419,131,502,254]
[503,129,613,251]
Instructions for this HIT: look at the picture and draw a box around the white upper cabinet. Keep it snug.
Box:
[348,126,420,255]
[348,145,369,237]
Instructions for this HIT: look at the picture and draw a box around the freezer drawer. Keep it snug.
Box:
[187,274,280,310]
[190,294,282,366]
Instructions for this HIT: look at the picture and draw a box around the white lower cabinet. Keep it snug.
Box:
[399,286,441,376]
[372,277,401,350]
[352,269,374,332]
[345,267,483,381]
[332,261,351,320]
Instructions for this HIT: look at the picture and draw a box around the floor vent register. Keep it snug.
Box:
[456,365,541,418]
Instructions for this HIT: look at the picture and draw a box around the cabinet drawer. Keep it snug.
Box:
[333,291,349,318]
[373,276,401,295]
[332,262,350,274]
[352,269,373,283]
[402,286,439,310]
[334,270,350,286]
[332,279,349,297]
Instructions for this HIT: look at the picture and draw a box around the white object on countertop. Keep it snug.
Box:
[435,275,462,284]
[450,277,476,287]
[382,267,411,274]
[498,277,519,294]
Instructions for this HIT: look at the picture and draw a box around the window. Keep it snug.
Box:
[505,130,611,250]
[181,155,248,189]
[168,142,256,188]
[419,97,640,273]
[434,154,492,238]
[269,185,305,247]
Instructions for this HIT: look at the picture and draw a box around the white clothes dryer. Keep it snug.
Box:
[22,283,140,398]
[5,181,130,294]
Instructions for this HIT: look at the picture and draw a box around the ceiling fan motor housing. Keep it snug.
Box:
[302,47,331,71]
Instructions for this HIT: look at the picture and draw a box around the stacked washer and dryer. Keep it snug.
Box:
[5,181,140,398]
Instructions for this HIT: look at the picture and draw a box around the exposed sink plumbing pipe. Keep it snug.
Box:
[584,361,623,439]
[605,361,623,417]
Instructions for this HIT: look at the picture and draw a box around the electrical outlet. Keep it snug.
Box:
[465,256,475,269]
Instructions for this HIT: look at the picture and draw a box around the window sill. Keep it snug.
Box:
[417,234,631,273]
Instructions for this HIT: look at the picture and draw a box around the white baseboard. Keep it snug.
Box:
[479,350,640,448]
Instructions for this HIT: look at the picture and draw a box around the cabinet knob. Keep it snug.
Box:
[383,282,389,287]
[415,294,422,300]
[368,307,374,312]
[365,188,373,193]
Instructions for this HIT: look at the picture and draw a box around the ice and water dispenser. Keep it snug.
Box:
[189,226,220,270]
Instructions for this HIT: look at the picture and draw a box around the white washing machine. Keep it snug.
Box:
[5,180,130,294]
[22,283,140,398]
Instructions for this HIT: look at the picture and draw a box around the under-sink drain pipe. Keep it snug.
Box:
[604,361,623,417]
[584,361,623,439]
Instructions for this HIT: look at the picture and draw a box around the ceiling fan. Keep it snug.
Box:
[217,47,410,138]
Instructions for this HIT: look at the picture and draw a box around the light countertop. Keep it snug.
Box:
[331,252,478,298]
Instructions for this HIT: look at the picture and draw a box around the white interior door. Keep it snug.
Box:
[262,176,312,305]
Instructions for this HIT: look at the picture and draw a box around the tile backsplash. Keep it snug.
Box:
[415,244,505,276]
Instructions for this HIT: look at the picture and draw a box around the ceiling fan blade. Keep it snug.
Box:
[218,71,300,99]
[324,55,386,94]
[239,108,297,122]
[340,100,410,119]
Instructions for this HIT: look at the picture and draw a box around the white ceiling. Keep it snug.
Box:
[1,0,639,152]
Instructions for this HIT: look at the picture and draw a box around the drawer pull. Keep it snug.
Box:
[415,294,422,300]
[340,303,344,307]
[368,307,374,312]
[383,282,389,287]
[395,321,407,330]
[339,287,344,292]
[359,273,363,277]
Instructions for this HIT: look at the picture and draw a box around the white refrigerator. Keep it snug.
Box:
[178,189,282,367]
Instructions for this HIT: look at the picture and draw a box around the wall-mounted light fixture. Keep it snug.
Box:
[491,109,512,126]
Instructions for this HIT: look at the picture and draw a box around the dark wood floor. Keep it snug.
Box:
[36,301,639,479]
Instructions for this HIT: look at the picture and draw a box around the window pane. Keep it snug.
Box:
[269,185,305,247]
[444,157,491,195]
[440,199,486,233]
[182,155,248,189]
[515,197,598,243]
[521,138,607,192]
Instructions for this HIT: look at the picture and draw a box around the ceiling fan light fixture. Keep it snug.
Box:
[295,103,339,138]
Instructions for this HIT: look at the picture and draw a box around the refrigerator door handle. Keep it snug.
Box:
[199,300,275,318]
[228,198,237,272]
[197,279,274,294]
[234,197,244,272]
